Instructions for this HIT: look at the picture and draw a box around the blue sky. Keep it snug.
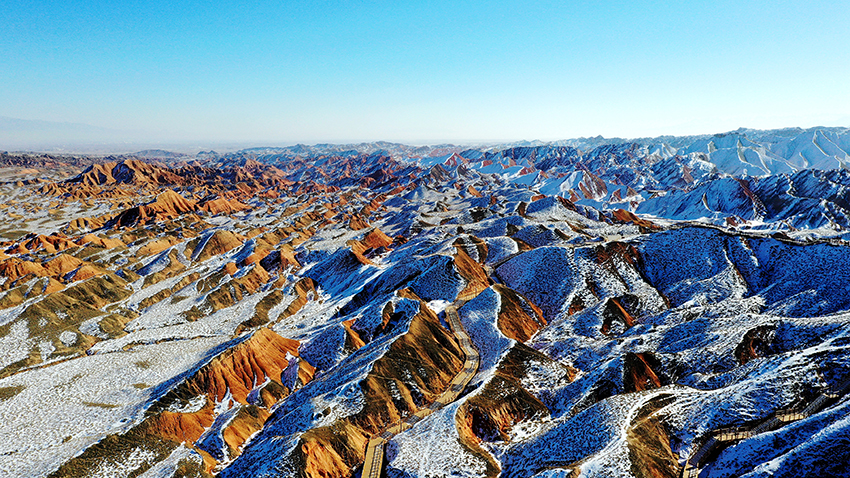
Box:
[2,0,849,144]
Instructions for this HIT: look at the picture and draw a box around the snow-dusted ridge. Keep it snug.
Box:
[0,127,849,477]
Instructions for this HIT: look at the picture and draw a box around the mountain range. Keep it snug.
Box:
[0,126,848,478]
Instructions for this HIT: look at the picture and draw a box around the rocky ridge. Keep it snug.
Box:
[0,129,848,478]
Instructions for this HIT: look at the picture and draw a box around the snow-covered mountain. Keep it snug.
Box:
[224,126,850,233]
[0,126,848,478]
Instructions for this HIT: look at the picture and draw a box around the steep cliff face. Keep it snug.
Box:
[177,327,301,403]
[493,284,546,342]
[347,228,393,265]
[342,318,366,352]
[454,238,491,301]
[593,241,645,275]
[348,215,371,231]
[610,208,661,231]
[734,325,779,365]
[601,297,636,335]
[258,244,301,272]
[194,230,245,262]
[623,352,667,393]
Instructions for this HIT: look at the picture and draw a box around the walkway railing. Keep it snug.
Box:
[680,369,850,478]
[361,302,480,478]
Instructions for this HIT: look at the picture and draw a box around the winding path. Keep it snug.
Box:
[362,301,480,478]
[680,372,850,478]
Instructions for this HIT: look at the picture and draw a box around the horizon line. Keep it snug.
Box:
[3,125,850,156]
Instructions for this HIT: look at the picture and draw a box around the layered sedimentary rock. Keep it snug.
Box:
[50,328,311,477]
[2,131,850,478]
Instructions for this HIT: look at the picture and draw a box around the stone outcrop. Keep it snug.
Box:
[611,208,661,231]
[623,352,667,393]
[601,297,637,335]
[734,325,779,365]
[493,284,547,343]
[347,228,393,265]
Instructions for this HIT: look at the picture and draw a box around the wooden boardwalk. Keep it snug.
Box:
[361,302,480,478]
[680,372,850,478]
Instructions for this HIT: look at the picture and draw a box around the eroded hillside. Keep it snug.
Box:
[0,140,849,478]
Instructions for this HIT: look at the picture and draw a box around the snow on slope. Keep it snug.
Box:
[0,336,230,477]
[387,401,490,477]
[2,129,850,477]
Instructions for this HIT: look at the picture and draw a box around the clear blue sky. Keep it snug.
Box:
[2,0,849,144]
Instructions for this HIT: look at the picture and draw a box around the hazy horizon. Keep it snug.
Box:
[2,116,850,155]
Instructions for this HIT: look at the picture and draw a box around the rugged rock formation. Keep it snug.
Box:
[459,345,553,443]
[611,208,661,231]
[0,257,47,283]
[493,284,546,342]
[734,325,779,365]
[454,240,491,301]
[347,228,393,265]
[1,272,131,377]
[457,344,576,476]
[348,215,371,231]
[69,160,183,187]
[258,243,301,271]
[42,253,84,277]
[601,297,637,335]
[626,395,679,478]
[195,230,245,262]
[184,328,302,402]
[6,134,850,478]
[112,189,198,227]
[198,196,250,215]
[76,232,124,249]
[623,352,666,393]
